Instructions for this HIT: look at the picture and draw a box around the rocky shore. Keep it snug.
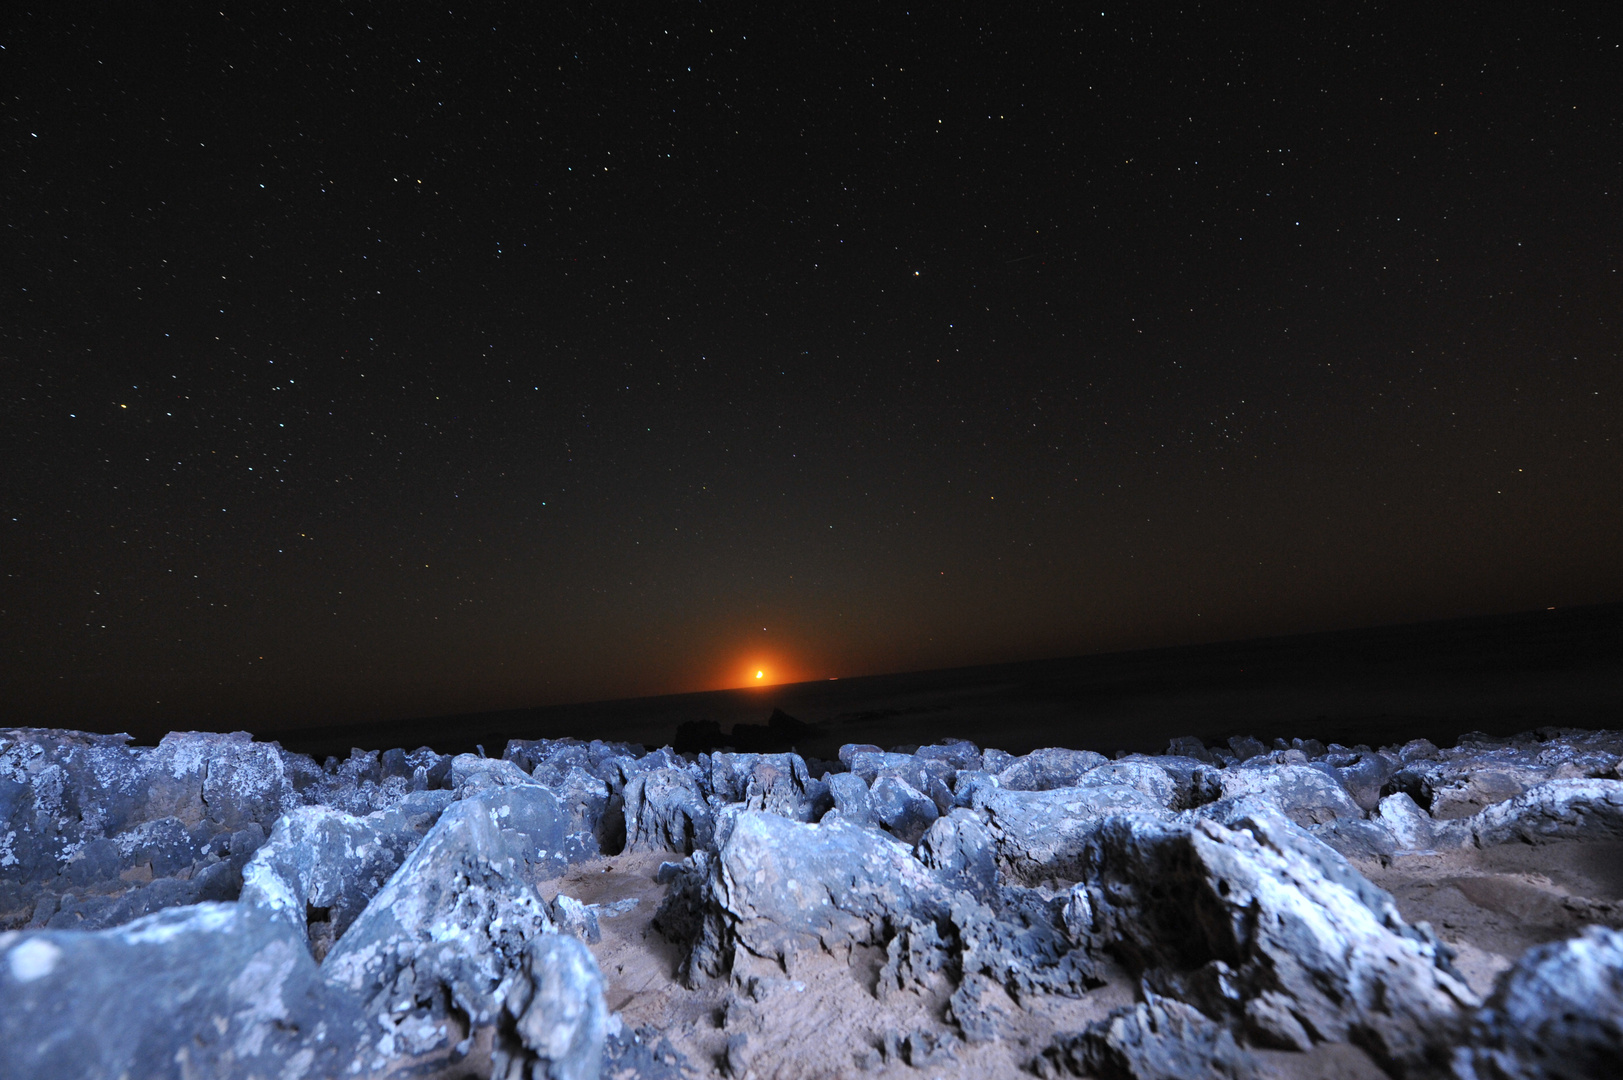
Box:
[3,724,1621,1079]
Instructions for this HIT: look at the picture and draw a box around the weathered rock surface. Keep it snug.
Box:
[1453,924,1623,1080]
[0,902,371,1080]
[3,724,1622,1079]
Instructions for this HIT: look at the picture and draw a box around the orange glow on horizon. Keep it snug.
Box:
[716,651,807,690]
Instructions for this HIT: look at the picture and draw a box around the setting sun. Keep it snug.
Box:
[755,670,764,679]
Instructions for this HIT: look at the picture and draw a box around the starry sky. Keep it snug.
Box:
[3,4,1619,732]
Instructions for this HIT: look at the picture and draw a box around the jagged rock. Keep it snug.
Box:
[239,791,451,959]
[869,774,939,844]
[916,739,984,772]
[1168,736,1217,763]
[1461,778,1623,848]
[1228,735,1269,762]
[1219,763,1364,826]
[1318,779,1623,860]
[491,933,609,1080]
[550,766,612,851]
[623,767,714,854]
[825,770,873,826]
[1334,750,1400,812]
[1037,993,1260,1079]
[843,746,946,793]
[1401,730,1623,820]
[1453,925,1623,1080]
[692,811,949,978]
[320,788,564,1069]
[504,738,643,787]
[0,902,370,1080]
[11,723,1623,1079]
[975,782,1166,883]
[996,747,1111,791]
[1383,767,1437,811]
[704,752,829,822]
[918,808,1000,902]
[1077,803,1477,1075]
[1079,760,1180,808]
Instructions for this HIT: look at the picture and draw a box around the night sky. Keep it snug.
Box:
[3,4,1619,732]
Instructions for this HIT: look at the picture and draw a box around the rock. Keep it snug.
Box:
[239,793,450,959]
[975,782,1166,884]
[916,739,983,772]
[623,768,714,854]
[491,933,609,1080]
[692,811,948,978]
[1220,763,1364,826]
[837,743,883,767]
[869,774,939,844]
[1168,736,1216,763]
[549,894,602,944]
[0,902,369,1079]
[1401,731,1623,821]
[1383,768,1437,811]
[996,747,1111,791]
[917,809,1000,902]
[1037,993,1260,1079]
[1076,804,1477,1074]
[843,748,921,784]
[826,771,873,826]
[1453,925,1623,1080]
[551,766,612,851]
[1333,751,1400,812]
[12,723,1623,1077]
[1462,778,1623,848]
[321,788,563,1066]
[1079,760,1180,808]
[1228,735,1269,762]
[705,752,829,823]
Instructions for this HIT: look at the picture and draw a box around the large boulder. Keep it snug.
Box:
[1219,763,1364,826]
[623,768,714,854]
[238,791,451,959]
[1453,925,1623,1080]
[320,787,567,1071]
[491,933,610,1080]
[975,783,1166,883]
[704,752,829,823]
[996,747,1110,791]
[1075,804,1478,1075]
[692,811,949,978]
[0,902,369,1080]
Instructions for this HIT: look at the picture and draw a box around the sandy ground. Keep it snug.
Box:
[1353,839,1623,999]
[534,853,1404,1080]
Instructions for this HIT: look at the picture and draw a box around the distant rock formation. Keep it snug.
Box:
[3,725,1621,1078]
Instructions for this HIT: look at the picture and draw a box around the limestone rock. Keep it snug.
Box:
[975,782,1166,883]
[0,902,369,1080]
[624,767,715,854]
[869,774,939,844]
[1037,993,1261,1080]
[491,933,609,1080]
[320,789,563,1068]
[1077,804,1477,1075]
[1453,925,1623,1080]
[996,747,1111,791]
